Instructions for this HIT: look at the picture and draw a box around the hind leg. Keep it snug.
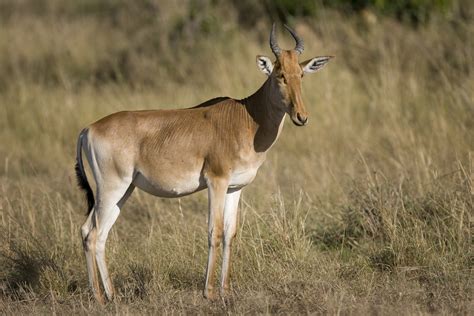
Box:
[81,181,132,303]
[95,183,135,300]
[81,208,104,304]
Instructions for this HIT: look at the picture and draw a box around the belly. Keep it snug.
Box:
[133,153,265,195]
[133,170,206,198]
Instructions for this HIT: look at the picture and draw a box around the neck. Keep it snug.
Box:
[241,77,287,152]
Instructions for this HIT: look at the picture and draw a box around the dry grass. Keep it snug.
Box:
[0,1,472,314]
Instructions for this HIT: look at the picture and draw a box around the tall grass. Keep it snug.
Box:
[0,1,472,314]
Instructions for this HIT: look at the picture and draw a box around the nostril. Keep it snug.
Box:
[297,113,308,124]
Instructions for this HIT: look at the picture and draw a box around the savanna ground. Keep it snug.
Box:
[0,1,472,314]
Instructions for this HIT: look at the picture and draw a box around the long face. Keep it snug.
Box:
[274,50,308,126]
[256,24,333,126]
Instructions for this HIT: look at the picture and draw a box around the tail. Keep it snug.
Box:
[75,129,95,215]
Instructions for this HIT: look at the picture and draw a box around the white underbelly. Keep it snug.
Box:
[133,156,264,195]
[133,171,206,198]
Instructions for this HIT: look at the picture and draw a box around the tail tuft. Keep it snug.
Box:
[76,131,95,215]
[75,162,94,215]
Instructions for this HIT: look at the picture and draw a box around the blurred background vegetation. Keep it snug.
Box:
[0,0,472,314]
[0,0,471,89]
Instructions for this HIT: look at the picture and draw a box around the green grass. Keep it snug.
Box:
[0,1,472,314]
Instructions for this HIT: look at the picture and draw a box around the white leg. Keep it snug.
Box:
[95,183,134,301]
[95,204,120,300]
[81,209,103,303]
[220,189,241,295]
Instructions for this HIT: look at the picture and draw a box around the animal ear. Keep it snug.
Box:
[256,55,274,76]
[301,56,334,74]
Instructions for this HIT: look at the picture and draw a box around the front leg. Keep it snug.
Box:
[203,176,228,300]
[220,189,241,297]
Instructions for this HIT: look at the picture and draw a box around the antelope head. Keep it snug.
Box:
[257,24,333,126]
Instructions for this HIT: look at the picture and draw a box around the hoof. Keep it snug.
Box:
[203,288,218,301]
[94,292,106,305]
[105,292,115,303]
[219,288,234,305]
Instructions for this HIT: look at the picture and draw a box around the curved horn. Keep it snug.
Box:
[269,23,281,57]
[284,24,304,54]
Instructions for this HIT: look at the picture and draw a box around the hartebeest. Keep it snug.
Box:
[76,24,332,303]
